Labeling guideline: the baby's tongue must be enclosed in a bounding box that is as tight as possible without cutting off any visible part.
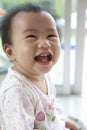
[35,55,49,63]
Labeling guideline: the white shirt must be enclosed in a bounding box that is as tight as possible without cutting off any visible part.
[0,67,66,130]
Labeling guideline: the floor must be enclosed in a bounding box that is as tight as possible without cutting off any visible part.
[57,95,87,126]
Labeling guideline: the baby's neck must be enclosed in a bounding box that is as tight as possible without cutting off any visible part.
[31,77,48,95]
[26,74,48,95]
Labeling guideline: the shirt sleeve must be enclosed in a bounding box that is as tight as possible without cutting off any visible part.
[0,86,35,130]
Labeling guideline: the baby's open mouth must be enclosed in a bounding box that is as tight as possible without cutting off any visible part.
[34,52,52,64]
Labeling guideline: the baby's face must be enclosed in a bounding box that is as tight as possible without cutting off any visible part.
[8,11,60,76]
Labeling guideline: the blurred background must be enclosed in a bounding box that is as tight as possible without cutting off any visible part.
[0,0,87,127]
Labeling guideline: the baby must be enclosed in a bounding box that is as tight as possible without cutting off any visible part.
[0,2,78,130]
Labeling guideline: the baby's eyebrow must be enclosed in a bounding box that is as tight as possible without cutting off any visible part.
[49,27,56,30]
[23,28,57,34]
[23,28,38,34]
[47,28,57,32]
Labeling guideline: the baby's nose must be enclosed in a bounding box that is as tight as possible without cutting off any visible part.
[37,40,51,48]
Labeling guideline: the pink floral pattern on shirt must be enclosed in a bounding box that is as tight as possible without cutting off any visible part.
[36,112,45,121]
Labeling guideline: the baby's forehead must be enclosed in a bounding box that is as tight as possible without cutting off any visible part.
[9,10,58,36]
[11,11,56,26]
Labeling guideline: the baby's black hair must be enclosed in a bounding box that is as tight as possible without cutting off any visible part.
[0,3,45,47]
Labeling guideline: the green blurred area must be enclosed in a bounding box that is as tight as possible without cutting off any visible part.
[0,0,65,18]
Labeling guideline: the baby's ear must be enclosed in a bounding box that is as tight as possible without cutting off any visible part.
[3,44,15,61]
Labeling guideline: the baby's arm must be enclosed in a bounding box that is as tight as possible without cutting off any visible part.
[65,120,78,130]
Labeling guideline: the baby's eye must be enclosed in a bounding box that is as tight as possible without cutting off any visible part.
[26,35,36,39]
[47,34,56,38]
